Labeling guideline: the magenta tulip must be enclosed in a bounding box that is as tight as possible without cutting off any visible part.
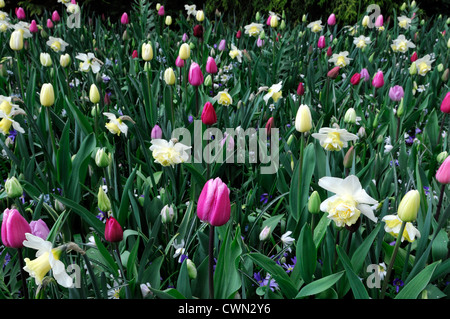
[1,208,31,249]
[16,7,25,20]
[47,19,54,29]
[158,6,165,16]
[104,217,123,242]
[372,71,384,88]
[327,13,336,26]
[29,20,38,33]
[30,219,50,240]
[266,15,272,26]
[440,92,450,114]
[120,12,129,25]
[297,82,305,96]
[197,178,231,226]
[201,102,217,125]
[206,57,218,74]
[188,62,204,86]
[350,73,361,85]
[52,10,61,22]
[317,35,326,49]
[175,56,185,68]
[436,156,450,184]
[151,124,163,139]
[411,51,418,62]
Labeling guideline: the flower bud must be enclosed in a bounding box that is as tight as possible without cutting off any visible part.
[98,186,111,212]
[397,190,420,222]
[5,176,23,198]
[397,98,405,117]
[60,53,71,67]
[164,67,176,85]
[186,259,197,279]
[344,108,356,124]
[327,66,340,79]
[440,92,450,114]
[205,56,218,74]
[141,43,153,61]
[160,204,175,223]
[9,30,24,51]
[442,69,449,82]
[95,148,112,168]
[188,62,203,86]
[436,156,450,184]
[297,82,305,96]
[437,151,448,164]
[30,219,50,240]
[308,191,321,214]
[204,74,212,87]
[350,73,361,85]
[357,127,366,138]
[343,145,355,168]
[89,84,100,104]
[409,62,417,75]
[105,217,123,242]
[151,124,163,139]
[40,53,52,67]
[197,177,231,226]
[179,43,190,60]
[196,10,205,22]
[1,208,31,248]
[295,104,312,133]
[259,226,271,241]
[201,102,217,125]
[165,15,172,26]
[40,83,55,107]
[372,71,384,88]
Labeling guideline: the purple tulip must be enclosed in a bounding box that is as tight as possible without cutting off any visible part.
[218,39,226,51]
[389,85,404,101]
[360,68,370,82]
[197,178,231,226]
[151,124,163,139]
[30,219,50,240]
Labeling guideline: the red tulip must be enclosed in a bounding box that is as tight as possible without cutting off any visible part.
[197,178,231,226]
[104,217,123,242]
[265,117,275,136]
[1,208,31,249]
[327,66,340,79]
[297,82,305,96]
[326,46,333,57]
[236,30,242,39]
[201,102,217,125]
[411,52,418,62]
[132,49,138,59]
[193,24,204,39]
[350,73,361,85]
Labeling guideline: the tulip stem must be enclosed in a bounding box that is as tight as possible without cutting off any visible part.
[437,113,447,146]
[17,248,29,299]
[380,220,406,299]
[208,224,215,299]
[436,183,446,222]
[46,107,57,166]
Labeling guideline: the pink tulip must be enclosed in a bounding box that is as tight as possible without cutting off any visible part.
[47,19,54,29]
[327,66,340,79]
[30,219,50,240]
[326,46,332,57]
[151,124,163,139]
[158,6,165,16]
[121,12,129,25]
[327,13,336,26]
[197,178,231,226]
[205,57,218,74]
[389,85,404,101]
[372,71,384,88]
[29,20,38,33]
[1,208,31,249]
[360,68,370,82]
[375,14,383,28]
[182,33,188,42]
[16,7,25,20]
[175,56,185,68]
[52,10,60,22]
[104,217,123,242]
[132,49,138,59]
[436,156,450,184]
[411,51,418,62]
[188,62,204,86]
[218,39,226,51]
[201,102,217,125]
[266,15,272,26]
[350,73,361,85]
[317,35,326,49]
[440,92,450,114]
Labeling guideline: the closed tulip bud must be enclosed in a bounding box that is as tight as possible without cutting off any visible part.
[295,104,312,133]
[144,61,151,72]
[95,148,111,168]
[409,62,417,75]
[343,145,355,168]
[30,219,50,240]
[297,82,305,96]
[9,30,23,51]
[326,46,333,57]
[204,74,212,87]
[344,108,356,124]
[0,64,6,78]
[46,19,54,29]
[40,83,55,107]
[317,35,326,49]
[350,73,361,85]
[287,134,295,146]
[368,52,375,63]
[186,259,197,279]
[5,176,23,199]
[40,53,52,67]
[327,66,340,79]
[362,15,369,27]
[132,49,138,59]
[190,42,196,50]
[357,126,366,138]
[308,191,321,214]
[158,6,164,16]
[156,3,161,10]
[30,20,38,33]
[236,30,242,39]
[188,62,203,86]
[389,85,404,101]
[327,13,336,26]
[105,217,123,242]
[151,124,163,139]
[442,69,449,82]
[196,10,205,22]
[280,20,286,29]
[205,56,218,74]
[270,16,279,28]
[160,204,175,223]
[164,67,176,85]
[0,0,4,8]
[397,98,405,117]
[179,43,191,60]
[447,38,450,49]
[400,2,406,10]
[97,186,111,212]
[440,92,450,114]
[259,226,271,241]
[197,177,231,226]
[375,14,383,28]
[1,208,31,248]
[437,152,448,164]
[302,14,307,22]
[165,15,172,25]
[265,117,275,137]
[175,56,185,68]
[218,39,226,51]
[52,10,60,22]
[120,12,129,25]
[16,7,25,20]
[60,53,71,67]
[201,101,217,125]
[438,63,444,73]
[397,190,420,222]
[411,0,416,8]
[255,11,260,20]
[372,71,384,88]
[193,24,204,39]
[410,52,418,62]
[89,84,100,103]
[141,43,153,61]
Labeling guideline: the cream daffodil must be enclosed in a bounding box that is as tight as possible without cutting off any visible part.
[0,96,26,135]
[12,21,32,38]
[312,127,358,151]
[103,112,134,137]
[414,54,434,76]
[22,233,74,288]
[46,36,69,52]
[76,52,102,74]
[244,22,264,37]
[263,82,283,104]
[397,15,412,29]
[229,44,242,62]
[353,35,371,49]
[213,90,233,106]
[391,34,415,53]
[0,11,9,21]
[382,215,421,242]
[150,138,191,167]
[329,51,352,67]
[307,20,323,33]
[0,20,10,32]
[318,175,379,227]
[184,4,197,17]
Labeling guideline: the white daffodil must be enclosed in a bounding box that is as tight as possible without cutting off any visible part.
[46,36,69,52]
[184,4,197,17]
[149,138,191,167]
[414,54,434,76]
[391,34,415,53]
[307,20,323,33]
[75,52,102,74]
[229,44,242,62]
[329,51,352,67]
[281,231,294,247]
[382,214,421,242]
[0,20,10,32]
[263,81,283,104]
[312,127,358,151]
[353,35,371,49]
[0,11,10,21]
[244,22,264,37]
[397,15,412,29]
[318,175,379,227]
[12,21,32,38]
[22,233,74,288]
[103,112,134,137]
[65,2,80,14]
[213,90,233,106]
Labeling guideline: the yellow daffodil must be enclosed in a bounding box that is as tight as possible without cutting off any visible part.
[149,138,191,167]
[46,36,69,52]
[104,112,134,137]
[307,20,323,33]
[229,44,242,62]
[382,215,421,242]
[263,82,283,104]
[213,90,233,106]
[329,51,352,67]
[353,35,371,49]
[415,54,434,76]
[312,127,358,151]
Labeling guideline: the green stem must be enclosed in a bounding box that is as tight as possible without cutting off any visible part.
[380,220,407,299]
[17,248,29,299]
[208,224,215,299]
[46,106,57,167]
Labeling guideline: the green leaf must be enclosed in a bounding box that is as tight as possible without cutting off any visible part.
[395,261,440,299]
[92,233,119,277]
[336,245,369,299]
[296,271,344,298]
[177,259,193,299]
[296,223,317,284]
[351,223,382,273]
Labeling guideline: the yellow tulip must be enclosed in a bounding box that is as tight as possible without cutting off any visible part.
[9,30,23,51]
[397,190,420,222]
[40,83,55,107]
